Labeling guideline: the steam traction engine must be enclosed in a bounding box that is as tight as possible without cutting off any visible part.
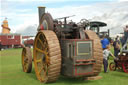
[21,7,103,83]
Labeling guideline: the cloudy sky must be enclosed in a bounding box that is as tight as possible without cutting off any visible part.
[0,0,128,36]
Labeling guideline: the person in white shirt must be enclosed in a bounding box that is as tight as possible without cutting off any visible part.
[103,45,115,73]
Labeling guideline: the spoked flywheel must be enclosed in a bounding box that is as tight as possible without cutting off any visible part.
[84,30,103,76]
[33,30,61,83]
[22,47,32,73]
[39,13,54,30]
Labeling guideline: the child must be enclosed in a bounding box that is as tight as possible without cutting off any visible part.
[103,45,115,73]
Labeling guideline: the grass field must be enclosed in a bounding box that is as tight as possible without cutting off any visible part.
[0,48,128,85]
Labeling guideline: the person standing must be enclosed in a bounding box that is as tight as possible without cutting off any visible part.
[101,36,110,50]
[123,25,128,45]
[120,36,125,47]
[113,37,120,58]
[103,45,115,73]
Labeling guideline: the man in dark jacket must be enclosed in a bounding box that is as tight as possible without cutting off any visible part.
[120,36,125,47]
[124,25,128,44]
[113,37,120,58]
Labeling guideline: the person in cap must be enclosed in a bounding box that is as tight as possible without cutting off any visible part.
[123,25,128,45]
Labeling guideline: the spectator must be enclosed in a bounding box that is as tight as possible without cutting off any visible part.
[113,37,120,58]
[123,25,128,46]
[103,45,115,73]
[101,35,110,50]
[120,36,125,47]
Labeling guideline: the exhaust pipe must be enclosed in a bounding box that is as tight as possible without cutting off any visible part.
[38,6,45,24]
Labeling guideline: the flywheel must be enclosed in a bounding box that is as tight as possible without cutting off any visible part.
[22,47,32,73]
[84,30,103,76]
[39,13,54,30]
[33,30,61,83]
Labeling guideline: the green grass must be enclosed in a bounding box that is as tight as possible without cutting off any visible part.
[0,48,128,85]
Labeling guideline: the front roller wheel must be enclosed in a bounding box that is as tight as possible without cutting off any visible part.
[22,47,32,73]
[33,30,61,83]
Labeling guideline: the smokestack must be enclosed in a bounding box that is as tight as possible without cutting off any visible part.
[38,6,45,24]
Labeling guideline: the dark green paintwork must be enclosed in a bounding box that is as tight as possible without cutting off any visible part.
[61,39,95,77]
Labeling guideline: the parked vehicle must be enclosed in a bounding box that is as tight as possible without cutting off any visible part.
[21,6,103,83]
[0,33,22,49]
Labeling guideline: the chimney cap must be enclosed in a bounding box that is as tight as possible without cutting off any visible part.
[38,6,46,8]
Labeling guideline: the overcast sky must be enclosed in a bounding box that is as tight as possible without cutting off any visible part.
[0,0,128,36]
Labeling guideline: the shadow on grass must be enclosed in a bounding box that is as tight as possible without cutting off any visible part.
[27,68,37,80]
[19,68,38,80]
[111,71,128,78]
[56,76,93,84]
[23,68,94,84]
